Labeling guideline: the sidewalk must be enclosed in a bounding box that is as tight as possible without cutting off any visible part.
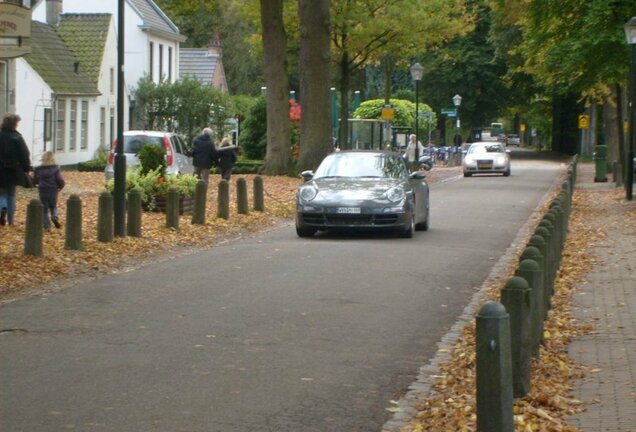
[567,164,636,431]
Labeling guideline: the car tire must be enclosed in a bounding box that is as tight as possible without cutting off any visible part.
[400,213,415,238]
[503,168,511,177]
[296,225,316,238]
[464,172,472,177]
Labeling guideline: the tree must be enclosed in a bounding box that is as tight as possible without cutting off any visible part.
[331,0,470,148]
[296,0,332,171]
[260,0,292,174]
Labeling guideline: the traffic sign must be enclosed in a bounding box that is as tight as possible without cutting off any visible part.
[418,111,431,118]
[441,108,456,115]
[381,107,395,120]
[578,114,589,129]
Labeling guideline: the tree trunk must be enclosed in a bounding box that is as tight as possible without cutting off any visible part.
[260,0,291,175]
[604,84,625,176]
[297,0,332,171]
[383,55,395,104]
[338,51,350,149]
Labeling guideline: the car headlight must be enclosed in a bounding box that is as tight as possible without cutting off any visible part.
[496,155,507,165]
[464,156,475,165]
[299,185,318,202]
[386,187,405,203]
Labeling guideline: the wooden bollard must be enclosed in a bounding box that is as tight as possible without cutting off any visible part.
[236,177,249,215]
[24,199,43,257]
[97,191,113,242]
[65,194,83,250]
[476,301,514,432]
[500,277,532,398]
[127,188,142,237]
[217,179,229,219]
[516,259,544,354]
[253,175,265,212]
[192,180,207,225]
[166,187,179,229]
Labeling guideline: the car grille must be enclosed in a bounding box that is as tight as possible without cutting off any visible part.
[301,213,399,226]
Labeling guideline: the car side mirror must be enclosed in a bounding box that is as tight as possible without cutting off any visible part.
[410,171,426,180]
[505,149,511,154]
[300,170,314,182]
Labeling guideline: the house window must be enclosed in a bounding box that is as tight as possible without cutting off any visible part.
[159,44,164,81]
[69,100,77,151]
[149,41,154,81]
[168,47,172,82]
[80,100,88,150]
[110,67,115,94]
[109,107,115,148]
[100,107,106,147]
[55,99,65,151]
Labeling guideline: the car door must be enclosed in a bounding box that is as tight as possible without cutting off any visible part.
[171,135,194,175]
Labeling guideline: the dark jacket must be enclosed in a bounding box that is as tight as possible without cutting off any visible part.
[0,128,32,188]
[34,165,65,191]
[218,146,237,170]
[191,134,218,169]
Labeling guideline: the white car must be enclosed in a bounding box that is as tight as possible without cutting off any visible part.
[463,142,511,177]
[105,131,194,179]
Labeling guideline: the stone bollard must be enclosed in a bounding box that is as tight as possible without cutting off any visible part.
[521,246,550,313]
[65,194,83,250]
[500,277,532,398]
[542,212,559,271]
[97,191,113,242]
[217,179,230,219]
[236,177,249,215]
[127,188,142,237]
[516,259,544,355]
[192,180,207,225]
[24,199,43,257]
[476,301,514,432]
[166,187,180,229]
[253,175,265,212]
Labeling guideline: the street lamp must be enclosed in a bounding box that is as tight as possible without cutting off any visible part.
[624,17,636,200]
[113,0,126,236]
[452,94,462,148]
[410,62,424,165]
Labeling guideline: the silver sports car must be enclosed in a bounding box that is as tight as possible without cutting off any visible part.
[295,150,430,238]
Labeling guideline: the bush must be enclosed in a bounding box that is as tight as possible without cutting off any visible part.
[239,96,267,160]
[78,146,108,172]
[138,144,166,176]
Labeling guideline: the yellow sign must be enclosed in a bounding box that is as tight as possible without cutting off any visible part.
[578,114,590,129]
[381,107,394,121]
[520,123,526,132]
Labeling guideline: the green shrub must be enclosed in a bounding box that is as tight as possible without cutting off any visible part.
[78,146,108,172]
[239,96,267,160]
[138,144,166,176]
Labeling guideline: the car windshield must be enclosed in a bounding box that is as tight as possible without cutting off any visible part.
[468,143,505,154]
[123,135,164,154]
[313,152,408,179]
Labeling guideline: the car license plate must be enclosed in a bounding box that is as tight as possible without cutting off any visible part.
[478,162,492,169]
[336,207,361,214]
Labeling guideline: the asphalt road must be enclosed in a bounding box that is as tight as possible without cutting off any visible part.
[0,154,564,431]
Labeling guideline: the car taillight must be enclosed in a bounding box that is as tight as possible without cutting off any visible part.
[164,136,173,166]
[108,140,117,164]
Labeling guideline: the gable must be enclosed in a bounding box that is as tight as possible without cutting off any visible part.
[24,21,100,96]
[129,0,185,42]
[179,48,220,87]
[58,14,111,85]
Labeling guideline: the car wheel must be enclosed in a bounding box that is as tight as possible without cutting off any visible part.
[296,225,316,238]
[503,168,511,177]
[464,172,472,177]
[400,213,415,238]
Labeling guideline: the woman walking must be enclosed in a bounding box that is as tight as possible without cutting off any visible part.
[0,113,32,226]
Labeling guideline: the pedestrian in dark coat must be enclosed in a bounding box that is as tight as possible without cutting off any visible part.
[0,113,32,226]
[218,137,237,181]
[33,151,65,229]
[190,128,217,185]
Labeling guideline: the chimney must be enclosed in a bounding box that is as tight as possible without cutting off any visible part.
[46,0,62,27]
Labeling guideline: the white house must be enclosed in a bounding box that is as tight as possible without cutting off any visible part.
[32,0,186,90]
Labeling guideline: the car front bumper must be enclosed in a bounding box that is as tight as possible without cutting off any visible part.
[296,206,412,231]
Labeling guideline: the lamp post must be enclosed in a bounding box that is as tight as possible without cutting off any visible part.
[410,62,424,165]
[113,0,126,236]
[452,94,462,146]
[625,17,636,200]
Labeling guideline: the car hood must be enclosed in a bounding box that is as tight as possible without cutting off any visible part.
[307,177,405,204]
